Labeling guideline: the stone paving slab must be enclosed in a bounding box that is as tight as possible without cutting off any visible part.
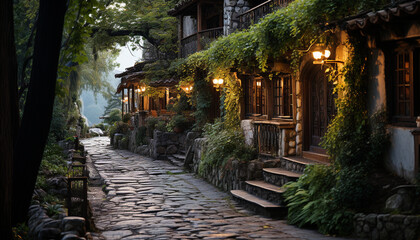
[83,137,353,240]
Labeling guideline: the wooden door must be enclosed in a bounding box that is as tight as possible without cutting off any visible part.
[307,67,336,152]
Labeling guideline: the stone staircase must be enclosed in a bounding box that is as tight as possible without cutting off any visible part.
[231,154,327,219]
[167,152,186,167]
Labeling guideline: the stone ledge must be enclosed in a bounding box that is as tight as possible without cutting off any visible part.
[354,213,420,240]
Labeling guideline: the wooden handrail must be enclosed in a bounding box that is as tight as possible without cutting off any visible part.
[181,27,224,41]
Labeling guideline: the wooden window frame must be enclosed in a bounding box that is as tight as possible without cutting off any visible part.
[273,75,293,118]
[387,45,420,127]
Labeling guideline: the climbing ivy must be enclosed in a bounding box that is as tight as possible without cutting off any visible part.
[175,0,389,129]
[173,0,392,235]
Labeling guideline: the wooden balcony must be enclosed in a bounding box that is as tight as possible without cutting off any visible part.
[239,0,293,30]
[180,27,224,58]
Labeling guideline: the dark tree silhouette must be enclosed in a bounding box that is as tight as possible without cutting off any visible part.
[1,0,68,228]
[0,0,19,237]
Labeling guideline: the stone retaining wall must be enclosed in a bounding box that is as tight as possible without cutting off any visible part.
[191,138,282,191]
[28,204,88,240]
[354,213,420,240]
[149,130,186,159]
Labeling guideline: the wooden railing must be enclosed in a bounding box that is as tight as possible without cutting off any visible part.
[180,27,224,58]
[239,0,293,30]
[67,155,88,219]
[254,122,281,156]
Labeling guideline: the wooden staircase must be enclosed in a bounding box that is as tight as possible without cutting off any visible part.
[231,154,328,219]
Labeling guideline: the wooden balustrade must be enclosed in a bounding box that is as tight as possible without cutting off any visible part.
[254,122,281,156]
[180,27,224,58]
[239,0,293,30]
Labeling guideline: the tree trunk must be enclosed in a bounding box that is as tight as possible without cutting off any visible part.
[12,0,68,224]
[0,0,19,236]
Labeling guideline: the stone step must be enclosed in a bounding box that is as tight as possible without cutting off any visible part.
[263,168,302,187]
[172,154,186,161]
[302,151,330,163]
[245,180,285,205]
[167,156,184,167]
[231,190,287,219]
[279,156,326,174]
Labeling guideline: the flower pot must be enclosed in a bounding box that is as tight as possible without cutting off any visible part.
[173,127,184,133]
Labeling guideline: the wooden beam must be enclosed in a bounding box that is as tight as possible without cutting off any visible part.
[131,85,135,112]
[266,77,274,120]
[122,89,125,116]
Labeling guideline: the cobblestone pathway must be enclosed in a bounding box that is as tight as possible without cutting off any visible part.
[83,137,349,240]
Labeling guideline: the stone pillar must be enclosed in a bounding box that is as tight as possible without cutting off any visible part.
[224,0,250,35]
[295,72,303,155]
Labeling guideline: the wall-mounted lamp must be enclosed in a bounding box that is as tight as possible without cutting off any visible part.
[256,80,262,87]
[212,78,224,90]
[181,85,193,94]
[312,48,343,65]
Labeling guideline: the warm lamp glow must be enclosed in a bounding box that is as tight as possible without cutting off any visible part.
[256,81,261,87]
[123,97,128,102]
[324,50,331,58]
[141,87,146,92]
[312,51,323,60]
[213,78,224,88]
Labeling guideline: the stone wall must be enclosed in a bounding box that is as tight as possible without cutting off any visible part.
[191,138,283,191]
[354,213,420,240]
[224,0,250,35]
[28,204,89,240]
[149,130,186,160]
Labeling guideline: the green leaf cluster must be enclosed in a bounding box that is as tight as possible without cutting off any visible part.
[284,165,354,235]
[199,120,257,176]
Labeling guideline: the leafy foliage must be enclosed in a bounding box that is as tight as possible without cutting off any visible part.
[104,108,122,125]
[199,121,257,176]
[136,126,147,146]
[284,165,354,235]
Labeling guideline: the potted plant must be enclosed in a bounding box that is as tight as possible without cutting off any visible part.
[168,114,189,133]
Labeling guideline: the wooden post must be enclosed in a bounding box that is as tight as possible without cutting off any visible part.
[131,86,135,112]
[266,77,274,120]
[197,0,202,51]
[127,86,131,113]
[121,89,125,116]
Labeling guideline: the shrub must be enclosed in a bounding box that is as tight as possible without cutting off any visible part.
[166,114,191,132]
[120,137,129,149]
[199,120,257,175]
[136,126,148,146]
[284,165,354,235]
[122,113,131,123]
[109,121,129,143]
[105,108,122,125]
[145,116,167,136]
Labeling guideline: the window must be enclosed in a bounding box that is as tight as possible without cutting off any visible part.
[388,47,420,125]
[273,75,293,117]
[244,75,293,118]
[245,77,266,116]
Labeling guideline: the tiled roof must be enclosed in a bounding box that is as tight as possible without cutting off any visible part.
[149,78,179,87]
[168,0,197,15]
[115,60,154,78]
[344,0,420,31]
